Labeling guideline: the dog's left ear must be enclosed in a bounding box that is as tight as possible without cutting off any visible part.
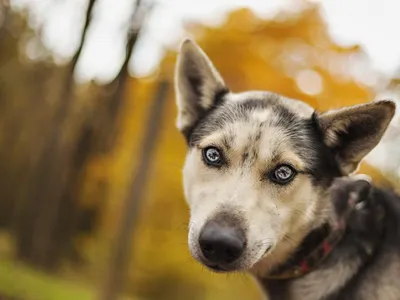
[175,39,228,139]
[316,100,396,174]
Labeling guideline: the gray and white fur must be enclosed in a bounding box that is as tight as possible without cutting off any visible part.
[174,39,400,300]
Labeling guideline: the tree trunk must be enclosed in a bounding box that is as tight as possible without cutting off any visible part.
[51,0,153,268]
[98,80,169,300]
[103,0,152,148]
[24,0,98,269]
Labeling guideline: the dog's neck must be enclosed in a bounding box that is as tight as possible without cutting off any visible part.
[265,222,342,279]
[255,188,386,300]
[250,190,341,281]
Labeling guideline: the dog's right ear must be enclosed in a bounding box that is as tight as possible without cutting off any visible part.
[315,100,396,175]
[175,39,228,140]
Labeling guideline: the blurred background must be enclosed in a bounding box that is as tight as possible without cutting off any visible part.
[0,0,400,299]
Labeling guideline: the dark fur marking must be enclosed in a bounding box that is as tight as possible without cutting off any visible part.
[302,113,343,186]
[187,73,203,98]
[242,152,249,164]
[190,96,278,146]
[255,130,262,142]
[240,97,276,111]
[273,105,299,127]
[222,135,232,151]
[251,148,258,163]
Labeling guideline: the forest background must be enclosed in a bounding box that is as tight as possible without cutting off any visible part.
[1,0,400,299]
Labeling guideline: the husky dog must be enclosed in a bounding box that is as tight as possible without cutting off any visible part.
[174,39,400,300]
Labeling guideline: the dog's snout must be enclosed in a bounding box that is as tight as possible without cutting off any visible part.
[199,220,245,265]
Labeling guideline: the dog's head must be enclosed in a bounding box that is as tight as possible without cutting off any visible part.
[174,39,395,274]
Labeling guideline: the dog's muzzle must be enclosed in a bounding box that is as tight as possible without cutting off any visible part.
[198,218,246,271]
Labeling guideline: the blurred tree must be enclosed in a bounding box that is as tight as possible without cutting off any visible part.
[0,8,60,249]
[0,1,398,300]
[99,79,169,300]
[24,0,99,269]
[0,0,10,43]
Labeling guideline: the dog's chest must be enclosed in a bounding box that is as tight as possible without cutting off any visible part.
[264,260,400,300]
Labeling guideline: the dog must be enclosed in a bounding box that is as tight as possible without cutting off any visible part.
[174,39,400,300]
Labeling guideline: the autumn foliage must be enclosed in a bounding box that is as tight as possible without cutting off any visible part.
[0,3,398,300]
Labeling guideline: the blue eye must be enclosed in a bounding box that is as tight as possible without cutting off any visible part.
[270,164,297,184]
[202,147,223,166]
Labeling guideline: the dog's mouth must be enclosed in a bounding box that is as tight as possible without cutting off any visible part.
[262,245,273,257]
[204,263,230,272]
[197,254,242,272]
[200,245,274,273]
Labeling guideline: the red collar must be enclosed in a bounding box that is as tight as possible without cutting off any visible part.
[265,179,379,280]
[265,224,344,280]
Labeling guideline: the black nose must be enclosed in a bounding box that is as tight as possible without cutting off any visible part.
[199,220,245,265]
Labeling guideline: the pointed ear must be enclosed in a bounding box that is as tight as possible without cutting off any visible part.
[315,100,396,174]
[174,39,229,139]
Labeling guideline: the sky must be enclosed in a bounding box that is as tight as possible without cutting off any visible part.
[10,0,400,84]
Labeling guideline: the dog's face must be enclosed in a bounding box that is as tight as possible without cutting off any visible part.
[174,39,395,275]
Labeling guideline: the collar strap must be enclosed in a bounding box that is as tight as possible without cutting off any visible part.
[266,224,344,279]
[265,189,372,280]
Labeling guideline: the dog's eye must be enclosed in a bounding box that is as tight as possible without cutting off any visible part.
[270,164,297,184]
[202,147,223,166]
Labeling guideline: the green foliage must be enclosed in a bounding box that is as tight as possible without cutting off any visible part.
[0,259,136,300]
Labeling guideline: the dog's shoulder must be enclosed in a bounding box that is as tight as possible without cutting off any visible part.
[339,186,400,300]
[354,248,400,300]
[373,187,400,246]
